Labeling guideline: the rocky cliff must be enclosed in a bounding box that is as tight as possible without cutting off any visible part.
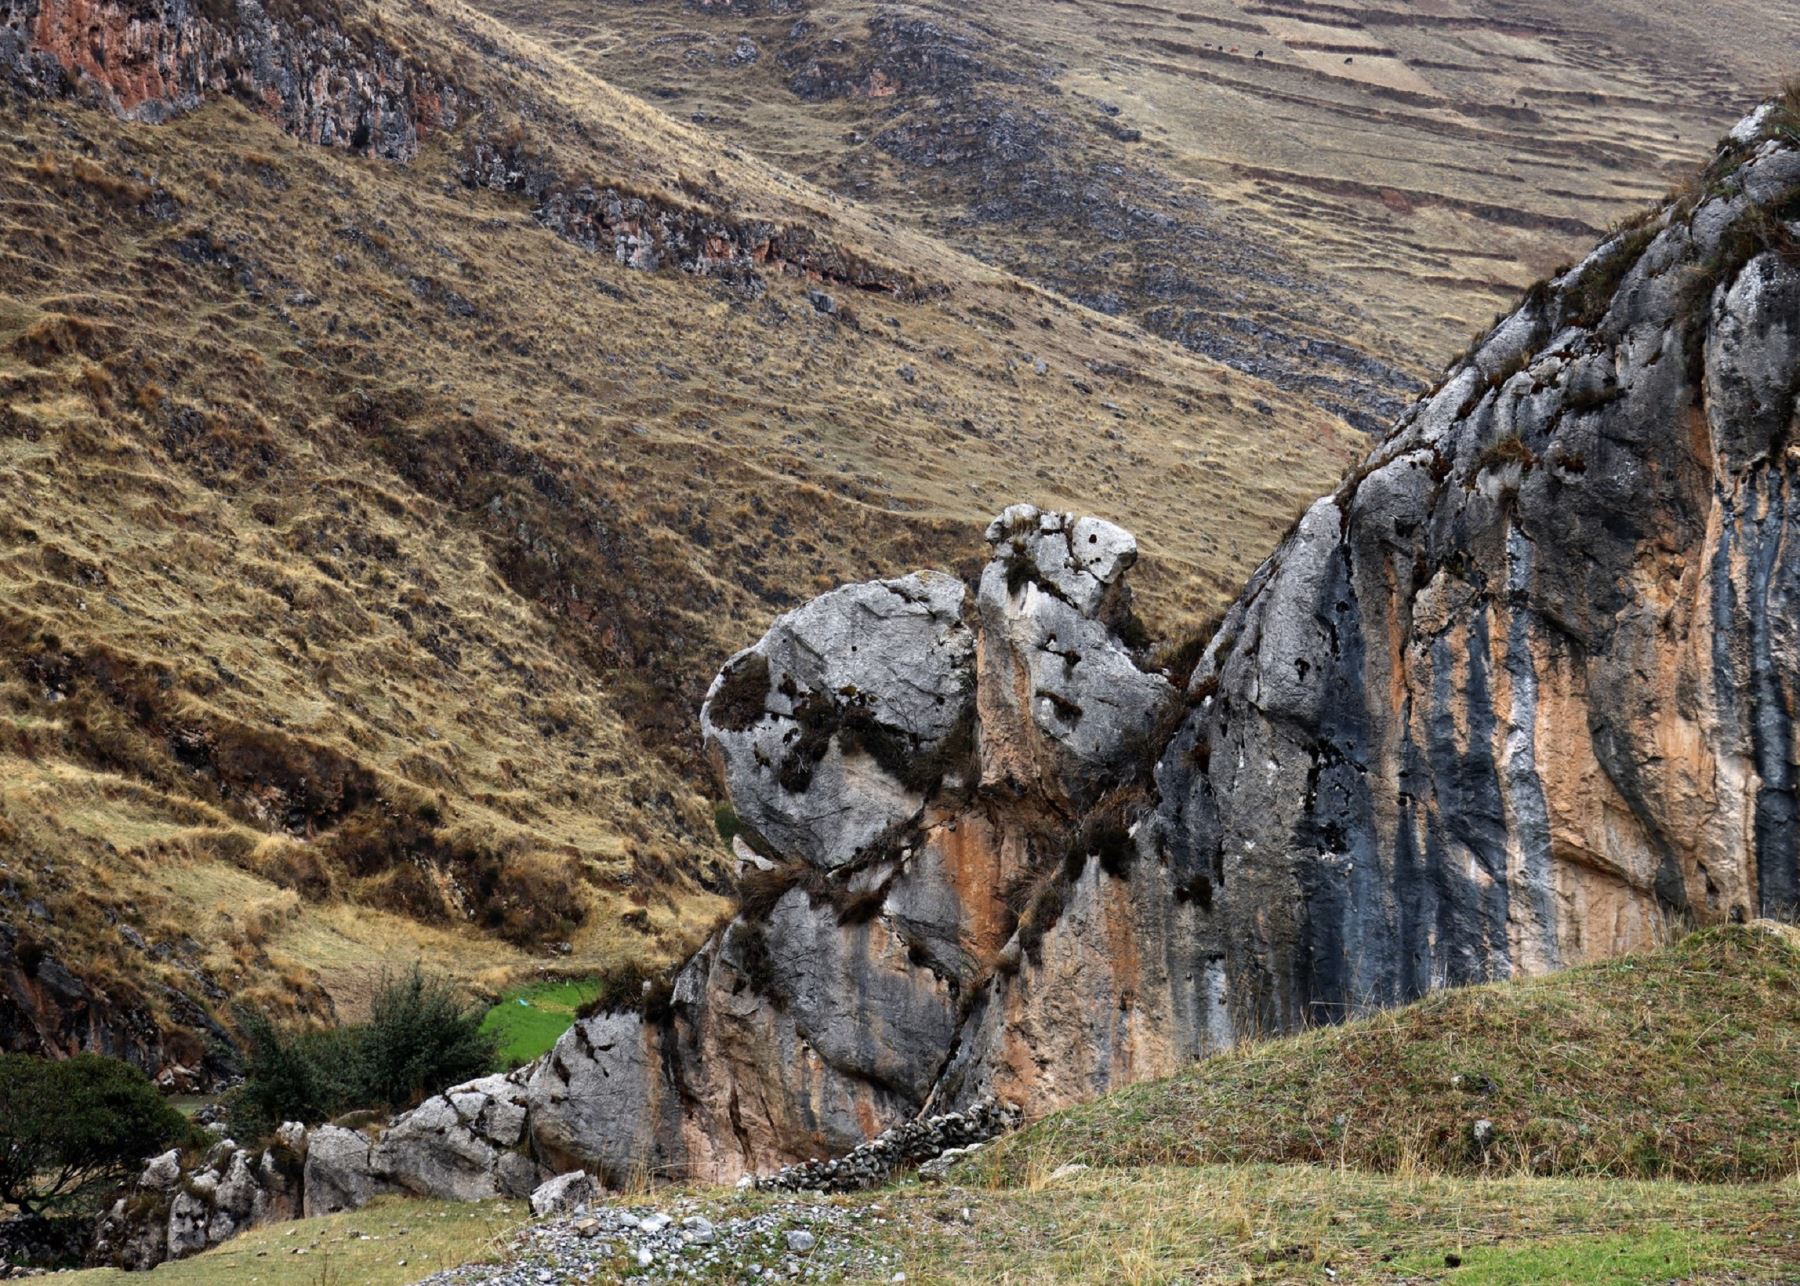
[321,100,1800,1191]
[1157,101,1800,1033]
[84,84,1800,1273]
[0,0,463,159]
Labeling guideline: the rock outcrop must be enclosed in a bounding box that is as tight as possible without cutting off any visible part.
[501,510,1173,1184]
[0,925,239,1091]
[458,103,1800,1183]
[0,0,462,161]
[91,1131,304,1271]
[90,1080,547,1270]
[87,99,1800,1265]
[1150,107,1800,1034]
[0,0,927,303]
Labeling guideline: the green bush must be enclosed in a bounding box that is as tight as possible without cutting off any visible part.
[229,1012,366,1136]
[231,968,496,1136]
[0,1053,192,1215]
[360,970,497,1111]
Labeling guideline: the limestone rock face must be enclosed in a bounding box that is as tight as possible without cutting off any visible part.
[89,104,1800,1264]
[302,1126,392,1218]
[369,1074,540,1202]
[91,1136,306,1269]
[701,571,975,869]
[351,504,1174,1189]
[1148,111,1800,1037]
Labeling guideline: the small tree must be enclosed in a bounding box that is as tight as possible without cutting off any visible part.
[0,1054,191,1215]
[360,968,495,1112]
[229,1010,367,1138]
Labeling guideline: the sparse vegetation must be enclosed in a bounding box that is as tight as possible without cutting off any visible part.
[979,925,1800,1185]
[1476,434,1537,475]
[1564,221,1660,328]
[230,969,496,1134]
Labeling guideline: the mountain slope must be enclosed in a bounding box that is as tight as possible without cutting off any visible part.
[0,0,1359,1076]
[217,94,1800,1201]
[458,0,1800,431]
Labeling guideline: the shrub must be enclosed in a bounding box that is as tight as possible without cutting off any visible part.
[1476,434,1536,474]
[713,801,741,844]
[574,958,670,1019]
[229,1012,365,1136]
[359,969,497,1113]
[0,1054,192,1215]
[230,969,496,1135]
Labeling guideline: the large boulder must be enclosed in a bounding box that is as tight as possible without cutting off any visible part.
[302,1125,393,1218]
[701,571,975,869]
[370,1074,539,1202]
[501,506,1174,1182]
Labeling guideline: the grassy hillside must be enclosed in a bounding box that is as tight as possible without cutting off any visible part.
[980,923,1800,1184]
[59,928,1800,1283]
[0,0,1359,1052]
[461,0,1800,429]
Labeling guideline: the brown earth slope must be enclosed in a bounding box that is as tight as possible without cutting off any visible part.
[462,0,1800,430]
[0,0,1359,1078]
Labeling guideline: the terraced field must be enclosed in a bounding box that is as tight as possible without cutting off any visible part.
[469,0,1799,428]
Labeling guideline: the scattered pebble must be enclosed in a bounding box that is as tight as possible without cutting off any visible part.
[415,1200,903,1284]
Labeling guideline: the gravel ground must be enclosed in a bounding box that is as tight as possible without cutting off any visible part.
[415,1195,924,1284]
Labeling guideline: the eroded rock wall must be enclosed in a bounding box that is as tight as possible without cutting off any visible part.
[0,0,462,160]
[1150,106,1800,1038]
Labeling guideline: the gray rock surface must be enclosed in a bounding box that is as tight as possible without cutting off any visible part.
[976,506,1175,807]
[529,1171,597,1219]
[138,1150,180,1190]
[701,571,975,869]
[497,102,1800,1186]
[302,1126,392,1218]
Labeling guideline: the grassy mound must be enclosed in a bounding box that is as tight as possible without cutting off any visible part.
[983,924,1800,1184]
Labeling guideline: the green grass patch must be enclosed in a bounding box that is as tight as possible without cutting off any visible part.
[1394,1227,1738,1285]
[979,924,1800,1185]
[479,977,600,1067]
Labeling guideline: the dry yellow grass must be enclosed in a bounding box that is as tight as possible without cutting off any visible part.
[0,0,1357,1039]
[477,0,1800,390]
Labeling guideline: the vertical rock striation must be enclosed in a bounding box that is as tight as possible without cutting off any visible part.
[1152,104,1800,1038]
